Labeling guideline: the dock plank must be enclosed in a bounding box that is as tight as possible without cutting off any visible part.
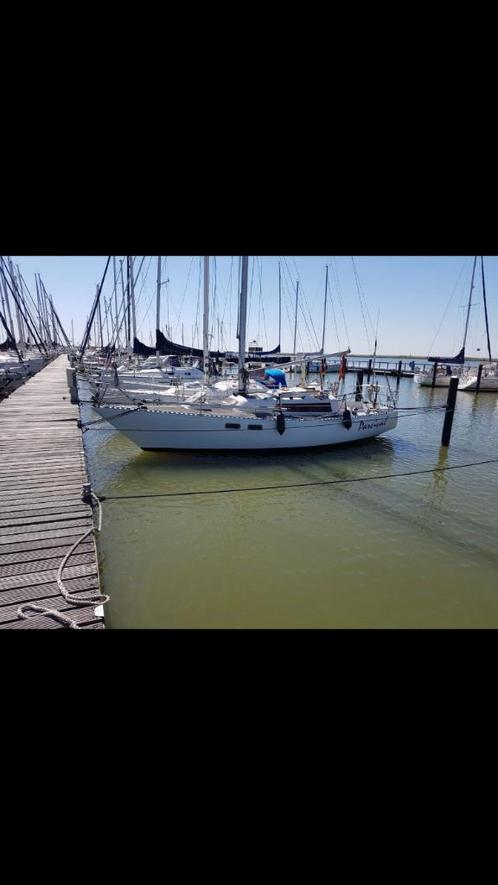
[0,355,105,629]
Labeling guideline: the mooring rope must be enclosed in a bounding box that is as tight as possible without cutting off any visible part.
[16,490,109,630]
[97,457,498,503]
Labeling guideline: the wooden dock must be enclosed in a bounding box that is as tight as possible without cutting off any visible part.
[0,354,105,629]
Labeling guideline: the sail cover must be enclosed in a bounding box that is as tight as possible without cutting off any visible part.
[427,347,465,364]
[133,337,156,357]
[134,330,282,361]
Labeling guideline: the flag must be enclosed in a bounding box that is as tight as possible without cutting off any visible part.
[338,354,347,380]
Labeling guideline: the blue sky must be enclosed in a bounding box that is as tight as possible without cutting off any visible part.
[7,255,498,358]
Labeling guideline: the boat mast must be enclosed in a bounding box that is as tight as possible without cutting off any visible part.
[113,256,120,352]
[293,279,299,356]
[9,259,24,353]
[462,256,477,353]
[278,261,282,351]
[2,273,14,341]
[203,256,210,385]
[480,256,492,361]
[126,257,132,356]
[16,265,29,348]
[238,256,249,394]
[156,255,162,365]
[321,265,329,354]
[104,296,110,346]
[50,293,58,346]
[96,284,103,349]
[130,256,137,348]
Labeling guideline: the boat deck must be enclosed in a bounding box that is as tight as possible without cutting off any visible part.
[0,354,104,629]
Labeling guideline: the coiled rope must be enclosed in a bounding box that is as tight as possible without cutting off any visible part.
[16,491,109,630]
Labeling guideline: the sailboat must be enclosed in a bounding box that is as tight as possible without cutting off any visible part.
[94,257,398,451]
[458,257,497,390]
[413,258,479,388]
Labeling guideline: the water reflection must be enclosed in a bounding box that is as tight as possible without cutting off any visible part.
[80,373,498,627]
[423,447,449,510]
[89,421,398,500]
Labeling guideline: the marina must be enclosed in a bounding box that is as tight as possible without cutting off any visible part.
[1,254,498,629]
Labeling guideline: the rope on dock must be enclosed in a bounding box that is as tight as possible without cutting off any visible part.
[16,490,109,630]
[16,603,83,629]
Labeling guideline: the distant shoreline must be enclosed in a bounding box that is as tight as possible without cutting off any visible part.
[350,353,492,362]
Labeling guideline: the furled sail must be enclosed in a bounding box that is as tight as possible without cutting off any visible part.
[154,330,282,362]
[133,337,156,357]
[427,347,465,364]
[155,330,226,359]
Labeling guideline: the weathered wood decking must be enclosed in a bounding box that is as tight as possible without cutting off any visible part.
[0,354,104,629]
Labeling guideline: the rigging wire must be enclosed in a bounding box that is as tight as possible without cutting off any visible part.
[217,256,234,348]
[291,256,321,351]
[427,257,470,357]
[173,255,195,340]
[280,257,318,352]
[330,257,351,348]
[351,256,373,352]
[97,456,498,503]
[193,257,202,349]
[259,259,268,349]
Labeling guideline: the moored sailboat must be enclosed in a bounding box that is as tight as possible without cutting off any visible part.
[414,257,477,387]
[95,256,398,451]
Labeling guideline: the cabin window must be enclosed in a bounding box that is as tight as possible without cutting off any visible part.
[225,423,241,429]
[248,424,263,430]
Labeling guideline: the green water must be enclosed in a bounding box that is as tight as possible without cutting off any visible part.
[81,377,498,628]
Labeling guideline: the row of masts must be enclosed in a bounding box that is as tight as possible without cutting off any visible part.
[0,257,70,358]
[81,256,335,364]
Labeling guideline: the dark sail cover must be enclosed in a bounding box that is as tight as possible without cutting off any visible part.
[427,347,465,365]
[155,330,226,359]
[133,337,156,357]
[134,330,282,361]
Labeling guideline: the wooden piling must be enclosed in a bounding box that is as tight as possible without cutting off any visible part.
[475,363,483,393]
[441,376,459,447]
[431,361,438,389]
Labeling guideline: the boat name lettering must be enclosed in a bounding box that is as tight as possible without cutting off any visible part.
[358,418,387,431]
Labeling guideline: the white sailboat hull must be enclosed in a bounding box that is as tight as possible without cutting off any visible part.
[95,404,398,451]
[413,373,453,387]
[458,374,498,391]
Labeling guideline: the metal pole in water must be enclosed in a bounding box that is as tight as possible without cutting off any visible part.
[475,363,483,393]
[397,360,402,382]
[441,376,459,447]
[367,358,372,382]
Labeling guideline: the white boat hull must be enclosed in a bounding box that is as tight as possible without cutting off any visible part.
[413,373,453,387]
[95,403,398,451]
[458,374,498,391]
